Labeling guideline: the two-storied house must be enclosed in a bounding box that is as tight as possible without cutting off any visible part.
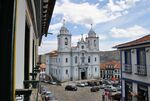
[114,35,150,101]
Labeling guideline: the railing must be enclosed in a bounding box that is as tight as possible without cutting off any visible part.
[135,64,147,76]
[15,65,41,101]
[16,89,32,100]
[123,64,132,74]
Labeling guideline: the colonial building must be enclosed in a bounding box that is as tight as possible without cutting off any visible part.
[100,61,121,80]
[0,0,55,101]
[49,23,100,82]
[114,35,150,101]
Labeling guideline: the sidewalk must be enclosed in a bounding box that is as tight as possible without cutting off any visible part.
[30,89,42,101]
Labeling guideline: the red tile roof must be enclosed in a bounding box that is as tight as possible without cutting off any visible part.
[100,61,121,70]
[50,50,58,57]
[114,34,150,48]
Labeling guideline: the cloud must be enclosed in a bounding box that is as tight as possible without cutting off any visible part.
[99,34,108,41]
[48,22,62,34]
[38,41,57,55]
[52,0,140,27]
[110,25,150,38]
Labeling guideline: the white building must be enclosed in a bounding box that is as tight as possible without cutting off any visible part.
[0,0,55,100]
[100,61,121,80]
[49,23,100,82]
[114,35,150,101]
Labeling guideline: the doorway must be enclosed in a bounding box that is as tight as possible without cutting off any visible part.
[81,72,86,80]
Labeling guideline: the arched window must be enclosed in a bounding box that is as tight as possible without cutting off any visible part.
[88,56,90,63]
[95,57,97,61]
[66,58,68,63]
[94,40,96,47]
[81,53,85,63]
[66,69,68,74]
[65,37,68,45]
[82,53,84,56]
[81,45,84,49]
[95,67,97,72]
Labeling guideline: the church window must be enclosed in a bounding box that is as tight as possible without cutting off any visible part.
[65,37,68,45]
[81,45,84,49]
[82,53,84,56]
[88,56,90,63]
[95,57,97,61]
[66,58,68,63]
[75,56,77,63]
[66,69,68,74]
[95,68,97,72]
[94,40,96,47]
[81,53,85,63]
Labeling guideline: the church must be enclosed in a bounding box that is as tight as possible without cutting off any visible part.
[49,22,100,82]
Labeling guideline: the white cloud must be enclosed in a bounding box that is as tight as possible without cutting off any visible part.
[99,34,107,41]
[52,0,140,28]
[38,41,57,55]
[48,22,62,34]
[110,25,150,38]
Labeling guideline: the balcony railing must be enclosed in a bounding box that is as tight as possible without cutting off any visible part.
[135,64,147,76]
[123,64,132,74]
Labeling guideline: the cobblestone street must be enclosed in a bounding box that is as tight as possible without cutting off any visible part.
[42,82,103,101]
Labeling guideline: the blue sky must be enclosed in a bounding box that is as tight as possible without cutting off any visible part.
[39,0,150,55]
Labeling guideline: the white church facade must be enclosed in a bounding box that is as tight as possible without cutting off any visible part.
[49,23,100,82]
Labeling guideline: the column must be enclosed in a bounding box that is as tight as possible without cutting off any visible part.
[132,82,138,101]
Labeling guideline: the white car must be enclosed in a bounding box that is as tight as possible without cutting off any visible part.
[105,85,117,92]
[76,82,85,87]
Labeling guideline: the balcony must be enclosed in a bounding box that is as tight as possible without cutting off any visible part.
[135,64,147,76]
[123,64,132,74]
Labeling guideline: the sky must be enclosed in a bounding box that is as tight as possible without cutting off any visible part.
[38,0,150,55]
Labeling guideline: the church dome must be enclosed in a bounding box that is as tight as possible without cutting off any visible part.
[88,24,96,37]
[59,20,69,34]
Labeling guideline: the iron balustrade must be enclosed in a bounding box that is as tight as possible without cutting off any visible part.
[135,64,147,76]
[124,64,132,73]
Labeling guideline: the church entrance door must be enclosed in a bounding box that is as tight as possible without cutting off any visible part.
[81,71,86,80]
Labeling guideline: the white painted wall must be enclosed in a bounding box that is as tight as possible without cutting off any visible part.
[15,0,26,89]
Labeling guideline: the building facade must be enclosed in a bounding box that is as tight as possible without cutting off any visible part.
[100,61,121,80]
[114,35,150,101]
[0,0,55,101]
[49,24,100,82]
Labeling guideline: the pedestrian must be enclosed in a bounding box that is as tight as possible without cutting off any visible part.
[105,90,109,101]
[102,90,105,101]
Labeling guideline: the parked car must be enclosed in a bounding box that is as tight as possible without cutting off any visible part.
[76,82,85,87]
[116,85,121,91]
[99,84,106,89]
[90,86,99,92]
[102,80,111,85]
[45,91,55,101]
[104,85,117,92]
[49,81,57,85]
[65,85,77,91]
[87,81,95,86]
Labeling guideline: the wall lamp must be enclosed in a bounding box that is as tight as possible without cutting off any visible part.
[131,49,134,53]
